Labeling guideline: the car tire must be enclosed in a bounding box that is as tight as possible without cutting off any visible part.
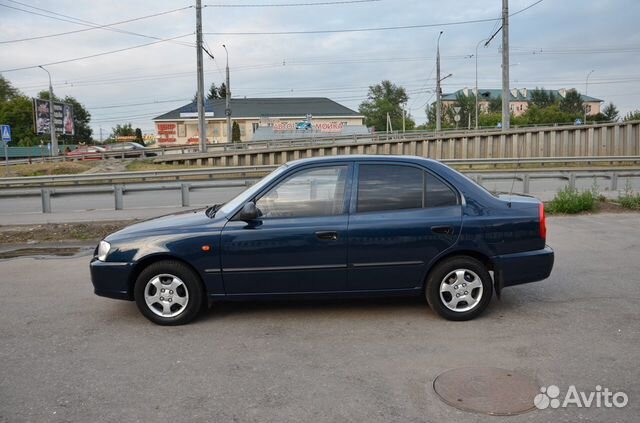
[134,260,205,326]
[425,256,493,321]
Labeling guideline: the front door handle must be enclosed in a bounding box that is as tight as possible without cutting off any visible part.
[315,231,338,241]
[431,225,454,235]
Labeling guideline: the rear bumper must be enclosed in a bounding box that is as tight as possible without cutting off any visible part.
[492,246,554,289]
[90,259,134,300]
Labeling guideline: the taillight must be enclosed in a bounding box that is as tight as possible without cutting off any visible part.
[539,203,547,241]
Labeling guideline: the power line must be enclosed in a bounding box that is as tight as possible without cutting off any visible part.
[204,17,501,35]
[204,0,379,6]
[0,33,194,72]
[0,3,194,46]
[510,0,544,17]
[88,98,192,110]
[203,0,544,35]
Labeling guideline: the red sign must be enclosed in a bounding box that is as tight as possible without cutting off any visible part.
[157,123,177,143]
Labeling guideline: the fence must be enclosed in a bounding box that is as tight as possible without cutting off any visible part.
[152,121,640,167]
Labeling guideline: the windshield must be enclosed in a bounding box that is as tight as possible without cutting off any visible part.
[217,165,289,217]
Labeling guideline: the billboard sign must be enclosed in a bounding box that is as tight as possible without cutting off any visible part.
[156,123,177,143]
[33,98,74,135]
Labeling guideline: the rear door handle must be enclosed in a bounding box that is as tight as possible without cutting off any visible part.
[431,226,454,235]
[315,231,338,241]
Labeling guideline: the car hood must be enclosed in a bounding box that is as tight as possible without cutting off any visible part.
[105,208,223,241]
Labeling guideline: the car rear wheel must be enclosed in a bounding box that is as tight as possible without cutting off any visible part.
[134,260,205,325]
[426,256,493,321]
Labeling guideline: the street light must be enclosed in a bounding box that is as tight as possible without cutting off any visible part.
[436,31,444,131]
[474,38,489,130]
[585,69,595,123]
[222,44,231,143]
[38,65,58,156]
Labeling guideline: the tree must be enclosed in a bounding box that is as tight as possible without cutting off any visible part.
[207,83,220,100]
[110,123,135,141]
[623,110,640,122]
[559,89,584,115]
[488,96,502,113]
[450,92,477,128]
[63,95,92,143]
[218,82,227,99]
[231,121,241,142]
[358,80,414,131]
[602,103,620,122]
[518,104,578,126]
[530,88,556,108]
[0,74,18,103]
[135,127,143,144]
[0,95,41,146]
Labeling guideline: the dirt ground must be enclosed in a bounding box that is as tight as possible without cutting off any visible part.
[0,221,132,245]
[4,161,94,177]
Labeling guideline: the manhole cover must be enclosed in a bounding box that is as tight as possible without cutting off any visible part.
[433,367,539,416]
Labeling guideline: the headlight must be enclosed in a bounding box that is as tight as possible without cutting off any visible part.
[97,240,111,261]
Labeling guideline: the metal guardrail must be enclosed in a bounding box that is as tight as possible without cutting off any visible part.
[1,144,201,166]
[1,156,640,188]
[0,165,277,188]
[1,164,639,214]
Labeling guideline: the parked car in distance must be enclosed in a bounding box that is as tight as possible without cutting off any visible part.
[90,155,554,325]
[295,121,312,130]
[103,142,156,157]
[66,145,106,159]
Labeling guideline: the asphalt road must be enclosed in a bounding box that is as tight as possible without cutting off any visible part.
[1,213,639,423]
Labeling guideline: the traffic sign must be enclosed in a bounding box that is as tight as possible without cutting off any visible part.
[454,115,461,122]
[1,125,11,143]
[453,107,462,114]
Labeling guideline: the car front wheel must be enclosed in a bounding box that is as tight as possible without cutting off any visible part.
[426,256,493,321]
[134,260,205,325]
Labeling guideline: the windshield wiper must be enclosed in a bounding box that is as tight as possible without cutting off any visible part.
[205,203,224,218]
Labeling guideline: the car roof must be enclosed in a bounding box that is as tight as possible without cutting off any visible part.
[285,155,438,167]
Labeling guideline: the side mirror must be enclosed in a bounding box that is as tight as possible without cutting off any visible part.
[238,201,260,221]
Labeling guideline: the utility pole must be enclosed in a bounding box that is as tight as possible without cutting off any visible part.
[99,127,103,143]
[435,31,443,132]
[39,66,58,156]
[585,69,594,123]
[402,105,406,133]
[223,44,232,143]
[501,0,510,131]
[195,0,207,152]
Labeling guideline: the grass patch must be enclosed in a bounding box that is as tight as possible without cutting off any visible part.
[618,194,640,209]
[5,162,94,177]
[618,182,640,210]
[546,187,599,214]
[125,159,208,172]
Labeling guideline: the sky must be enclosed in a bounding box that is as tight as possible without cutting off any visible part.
[1,0,640,139]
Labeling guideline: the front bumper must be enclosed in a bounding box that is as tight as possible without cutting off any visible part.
[90,258,135,300]
[492,246,554,291]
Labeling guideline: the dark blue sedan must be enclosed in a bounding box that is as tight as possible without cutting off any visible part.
[91,156,554,325]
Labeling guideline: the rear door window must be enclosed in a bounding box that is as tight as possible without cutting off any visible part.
[356,164,458,213]
[357,164,424,213]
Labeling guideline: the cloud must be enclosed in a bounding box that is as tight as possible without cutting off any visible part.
[0,0,638,134]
